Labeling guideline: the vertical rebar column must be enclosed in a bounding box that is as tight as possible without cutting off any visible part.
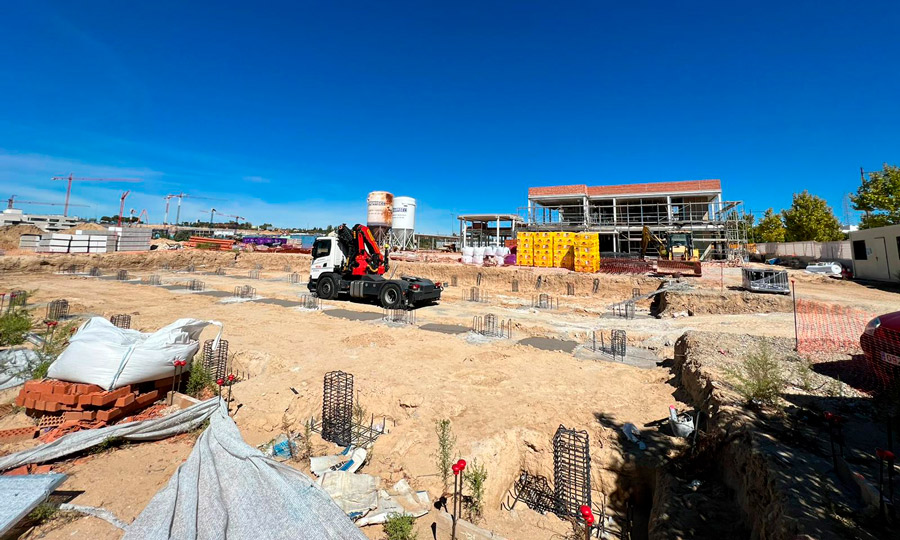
[553,425,591,518]
[322,371,354,447]
[110,314,132,329]
[203,339,229,381]
[611,329,626,361]
[46,299,69,321]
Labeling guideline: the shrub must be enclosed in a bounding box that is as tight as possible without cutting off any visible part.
[0,309,32,346]
[186,363,214,397]
[434,419,456,493]
[464,459,488,522]
[793,358,816,393]
[724,343,786,405]
[383,513,417,540]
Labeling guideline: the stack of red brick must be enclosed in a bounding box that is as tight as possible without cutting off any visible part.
[14,378,169,424]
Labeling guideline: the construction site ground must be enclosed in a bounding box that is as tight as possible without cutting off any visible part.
[1,251,898,539]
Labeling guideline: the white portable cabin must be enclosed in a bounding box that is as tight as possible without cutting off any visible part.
[849,224,900,283]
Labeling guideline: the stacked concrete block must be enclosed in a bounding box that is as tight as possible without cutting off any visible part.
[109,227,152,251]
[48,233,73,253]
[18,234,41,251]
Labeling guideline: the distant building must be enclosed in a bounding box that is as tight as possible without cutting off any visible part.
[849,224,900,282]
[0,209,81,232]
[525,179,746,256]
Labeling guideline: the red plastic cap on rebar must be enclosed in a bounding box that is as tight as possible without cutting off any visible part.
[227,374,235,382]
[457,459,466,471]
[877,448,895,461]
[452,464,460,475]
[216,379,224,386]
[580,504,592,516]
[585,515,595,525]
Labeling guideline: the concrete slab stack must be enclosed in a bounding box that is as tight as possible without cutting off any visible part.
[109,227,152,252]
[17,234,41,251]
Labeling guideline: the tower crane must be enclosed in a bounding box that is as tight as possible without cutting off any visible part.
[7,195,89,211]
[50,173,141,216]
[207,208,244,227]
[117,191,131,227]
[164,193,225,225]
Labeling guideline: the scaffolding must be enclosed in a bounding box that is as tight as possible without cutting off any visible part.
[520,198,749,260]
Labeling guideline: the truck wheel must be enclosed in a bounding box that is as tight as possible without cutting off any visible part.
[316,274,338,300]
[379,283,403,309]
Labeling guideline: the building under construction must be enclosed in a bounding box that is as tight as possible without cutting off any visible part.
[523,179,748,259]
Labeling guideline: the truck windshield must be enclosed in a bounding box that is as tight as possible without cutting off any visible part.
[312,239,331,259]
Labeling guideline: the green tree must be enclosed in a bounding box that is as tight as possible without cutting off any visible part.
[781,191,843,242]
[851,163,900,229]
[754,208,786,243]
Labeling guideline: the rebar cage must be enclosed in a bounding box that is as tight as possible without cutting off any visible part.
[383,308,416,325]
[289,273,300,284]
[476,272,483,286]
[187,279,205,291]
[472,313,512,339]
[89,266,102,277]
[116,270,128,281]
[110,314,132,329]
[592,278,600,294]
[532,293,559,310]
[463,287,489,303]
[143,274,161,285]
[8,290,27,310]
[249,270,260,279]
[511,279,519,293]
[299,294,321,310]
[63,264,85,274]
[511,471,556,514]
[234,285,256,298]
[283,265,292,272]
[610,301,635,319]
[451,275,458,287]
[215,268,226,275]
[587,330,627,361]
[202,339,229,381]
[46,299,69,321]
[566,283,575,296]
[632,287,641,298]
[186,264,195,273]
[322,371,354,447]
[553,425,591,518]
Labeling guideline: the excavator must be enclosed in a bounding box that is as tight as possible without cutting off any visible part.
[640,226,703,276]
[308,224,443,308]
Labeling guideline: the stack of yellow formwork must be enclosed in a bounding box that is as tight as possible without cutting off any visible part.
[516,232,534,267]
[533,231,554,268]
[553,231,575,270]
[574,232,600,273]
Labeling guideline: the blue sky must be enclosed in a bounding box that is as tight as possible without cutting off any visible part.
[2,1,898,232]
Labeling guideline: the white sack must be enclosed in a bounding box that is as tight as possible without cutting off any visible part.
[47,317,223,391]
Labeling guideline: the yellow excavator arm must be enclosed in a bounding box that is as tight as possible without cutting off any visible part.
[640,226,668,259]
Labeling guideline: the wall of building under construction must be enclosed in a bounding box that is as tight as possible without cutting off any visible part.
[522,196,747,259]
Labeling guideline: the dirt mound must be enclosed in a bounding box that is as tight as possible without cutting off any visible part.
[0,224,44,250]
[58,222,107,233]
[654,289,792,317]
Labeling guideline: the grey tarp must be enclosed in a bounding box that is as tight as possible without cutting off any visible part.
[0,397,218,472]
[123,400,367,540]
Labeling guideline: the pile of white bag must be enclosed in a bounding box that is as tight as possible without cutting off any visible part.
[460,246,510,266]
[47,317,223,391]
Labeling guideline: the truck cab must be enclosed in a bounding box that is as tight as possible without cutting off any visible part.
[307,230,442,309]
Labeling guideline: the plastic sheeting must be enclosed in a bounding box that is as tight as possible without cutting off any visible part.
[124,400,367,540]
[0,349,37,391]
[47,317,223,390]
[0,398,219,472]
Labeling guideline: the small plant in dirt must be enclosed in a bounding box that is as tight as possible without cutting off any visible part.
[353,397,368,426]
[463,459,488,523]
[27,502,58,524]
[434,418,456,493]
[824,376,845,399]
[793,358,817,393]
[383,513,417,540]
[724,343,786,406]
[0,308,32,346]
[186,363,215,398]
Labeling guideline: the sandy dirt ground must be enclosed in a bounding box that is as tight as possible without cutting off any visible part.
[2,251,899,539]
